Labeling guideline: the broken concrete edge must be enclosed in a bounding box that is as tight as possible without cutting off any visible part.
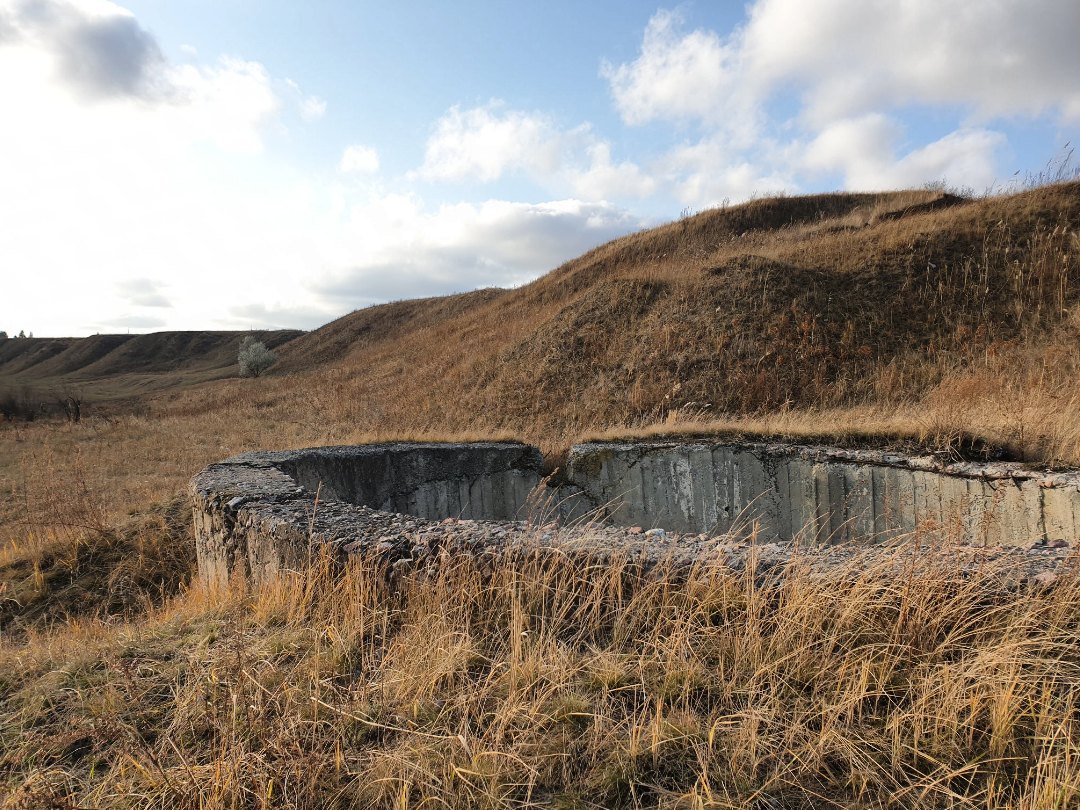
[568,439,1080,486]
[190,442,548,588]
[191,439,1080,589]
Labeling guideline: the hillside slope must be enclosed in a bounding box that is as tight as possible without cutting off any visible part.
[0,329,303,402]
[247,183,1080,453]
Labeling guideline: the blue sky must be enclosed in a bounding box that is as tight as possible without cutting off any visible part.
[1,0,1077,337]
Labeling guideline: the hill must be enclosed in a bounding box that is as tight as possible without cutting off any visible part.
[0,329,302,405]
[6,183,1078,459]
[233,182,1080,461]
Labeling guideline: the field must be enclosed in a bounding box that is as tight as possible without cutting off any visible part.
[1,182,1079,808]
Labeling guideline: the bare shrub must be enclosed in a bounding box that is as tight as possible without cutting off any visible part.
[238,335,277,378]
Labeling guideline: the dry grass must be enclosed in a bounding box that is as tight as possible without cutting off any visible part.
[2,544,1079,808]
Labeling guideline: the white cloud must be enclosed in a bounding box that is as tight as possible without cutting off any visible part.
[164,57,279,154]
[0,1,326,335]
[568,141,658,201]
[0,3,645,336]
[300,94,326,120]
[599,2,1076,204]
[416,102,654,201]
[116,278,171,308]
[417,103,562,183]
[804,116,1005,190]
[601,9,747,130]
[285,78,326,120]
[741,0,1080,126]
[660,137,794,207]
[340,143,380,174]
[1,0,168,101]
[606,2,1080,131]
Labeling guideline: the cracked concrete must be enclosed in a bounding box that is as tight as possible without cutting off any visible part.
[190,440,1080,587]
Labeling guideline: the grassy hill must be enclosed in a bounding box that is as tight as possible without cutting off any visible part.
[2,182,1079,809]
[210,182,1080,462]
[0,329,302,406]
[8,182,1080,457]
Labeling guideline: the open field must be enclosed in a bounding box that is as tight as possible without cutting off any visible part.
[2,182,1080,807]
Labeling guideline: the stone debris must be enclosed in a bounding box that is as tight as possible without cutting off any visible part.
[321,507,1077,591]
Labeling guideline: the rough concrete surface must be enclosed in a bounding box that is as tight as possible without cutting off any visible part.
[190,440,1080,588]
[566,441,1080,546]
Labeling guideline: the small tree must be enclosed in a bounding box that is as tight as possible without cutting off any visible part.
[0,331,7,339]
[238,335,277,378]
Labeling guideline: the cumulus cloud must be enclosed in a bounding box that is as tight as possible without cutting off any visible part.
[340,143,379,174]
[601,9,748,130]
[417,103,564,183]
[597,1,1080,204]
[742,0,1080,125]
[312,198,644,308]
[659,137,794,207]
[0,0,280,153]
[803,115,1005,191]
[116,278,171,308]
[416,102,654,200]
[607,2,1080,131]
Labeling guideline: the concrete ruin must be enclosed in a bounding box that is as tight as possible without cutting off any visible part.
[190,440,1080,587]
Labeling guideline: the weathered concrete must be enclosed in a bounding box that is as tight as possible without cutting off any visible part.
[190,442,544,588]
[565,441,1080,546]
[190,440,1080,587]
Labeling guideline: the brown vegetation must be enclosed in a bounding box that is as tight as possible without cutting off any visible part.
[2,182,1080,807]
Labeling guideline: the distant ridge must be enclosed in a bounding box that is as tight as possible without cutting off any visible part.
[0,330,302,400]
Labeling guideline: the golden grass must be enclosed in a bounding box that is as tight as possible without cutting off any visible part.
[2,543,1079,808]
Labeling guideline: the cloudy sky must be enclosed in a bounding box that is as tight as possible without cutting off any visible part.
[2,0,1077,337]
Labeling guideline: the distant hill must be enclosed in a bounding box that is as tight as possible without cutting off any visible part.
[0,330,302,402]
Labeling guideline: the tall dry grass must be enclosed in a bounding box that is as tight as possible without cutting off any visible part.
[2,544,1078,808]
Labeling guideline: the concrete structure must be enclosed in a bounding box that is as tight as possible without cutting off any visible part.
[191,440,1080,586]
[190,442,544,588]
[564,441,1080,546]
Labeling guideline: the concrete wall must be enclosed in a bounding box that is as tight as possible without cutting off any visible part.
[277,443,543,521]
[191,439,1080,587]
[190,442,544,588]
[565,441,1080,545]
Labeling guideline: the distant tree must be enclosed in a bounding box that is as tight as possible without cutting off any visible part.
[17,330,25,339]
[0,331,7,340]
[238,335,277,378]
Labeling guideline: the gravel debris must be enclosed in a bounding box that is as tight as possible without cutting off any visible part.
[291,501,1079,589]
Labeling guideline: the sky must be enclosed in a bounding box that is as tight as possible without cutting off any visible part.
[1,0,1078,337]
